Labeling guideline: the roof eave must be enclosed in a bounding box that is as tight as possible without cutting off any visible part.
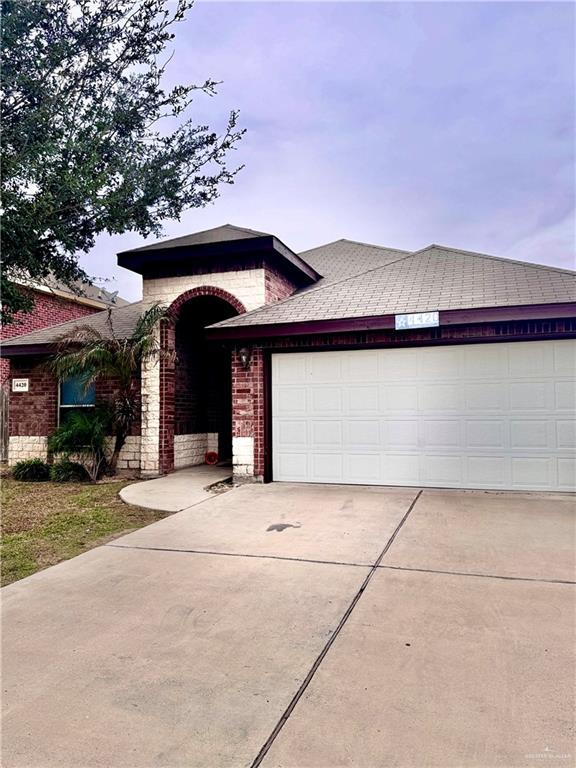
[118,235,320,284]
[205,301,576,341]
[0,343,56,358]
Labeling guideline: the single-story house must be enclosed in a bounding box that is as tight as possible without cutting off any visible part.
[2,224,575,491]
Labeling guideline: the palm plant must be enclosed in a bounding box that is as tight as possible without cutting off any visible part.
[49,304,167,473]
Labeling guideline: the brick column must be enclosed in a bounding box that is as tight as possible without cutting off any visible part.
[231,345,265,481]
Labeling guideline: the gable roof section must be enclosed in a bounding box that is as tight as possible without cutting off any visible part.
[210,244,576,331]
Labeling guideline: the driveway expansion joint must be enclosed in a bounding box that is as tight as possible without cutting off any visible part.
[105,543,371,569]
[379,564,576,586]
[249,489,423,768]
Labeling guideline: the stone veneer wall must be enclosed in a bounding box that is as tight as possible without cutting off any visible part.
[8,435,141,470]
[142,270,267,312]
[174,433,218,469]
[7,436,49,464]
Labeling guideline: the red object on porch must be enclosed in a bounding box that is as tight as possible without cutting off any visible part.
[205,451,219,465]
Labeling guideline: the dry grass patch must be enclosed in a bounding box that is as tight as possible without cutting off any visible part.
[1,472,169,586]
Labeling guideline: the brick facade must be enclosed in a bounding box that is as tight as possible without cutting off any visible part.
[264,265,299,304]
[7,356,142,468]
[1,288,101,384]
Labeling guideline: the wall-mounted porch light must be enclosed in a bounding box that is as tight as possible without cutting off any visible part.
[238,346,252,370]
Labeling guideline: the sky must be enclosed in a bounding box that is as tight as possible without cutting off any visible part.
[82,1,576,302]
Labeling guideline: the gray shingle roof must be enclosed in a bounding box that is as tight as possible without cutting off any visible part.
[299,239,410,283]
[3,238,574,351]
[1,301,149,348]
[212,244,576,329]
[122,224,271,253]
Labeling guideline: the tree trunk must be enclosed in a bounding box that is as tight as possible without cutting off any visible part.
[109,430,127,474]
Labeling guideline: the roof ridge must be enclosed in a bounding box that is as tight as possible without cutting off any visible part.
[338,238,411,254]
[223,223,270,237]
[299,238,410,257]
[415,243,576,276]
[212,251,416,327]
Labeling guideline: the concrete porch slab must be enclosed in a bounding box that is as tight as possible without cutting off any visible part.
[2,544,368,768]
[261,568,575,768]
[119,465,231,512]
[383,489,576,582]
[113,482,420,566]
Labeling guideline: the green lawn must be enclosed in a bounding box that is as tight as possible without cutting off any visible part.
[1,474,169,586]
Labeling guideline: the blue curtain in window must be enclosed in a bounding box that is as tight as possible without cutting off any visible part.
[60,375,96,406]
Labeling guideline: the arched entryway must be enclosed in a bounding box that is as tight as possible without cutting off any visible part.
[159,287,245,474]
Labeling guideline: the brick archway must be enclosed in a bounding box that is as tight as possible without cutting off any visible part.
[159,286,245,474]
[168,286,246,318]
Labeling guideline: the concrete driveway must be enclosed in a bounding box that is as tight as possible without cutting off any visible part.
[2,483,574,768]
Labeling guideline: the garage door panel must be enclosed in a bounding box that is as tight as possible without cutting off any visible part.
[418,347,461,379]
[510,420,550,449]
[418,384,462,411]
[308,354,341,382]
[275,452,308,482]
[272,341,576,491]
[556,420,576,449]
[463,344,507,378]
[381,454,420,484]
[311,453,343,482]
[343,350,379,381]
[509,382,550,410]
[275,387,307,416]
[509,343,553,377]
[422,455,463,486]
[311,421,342,448]
[466,456,508,487]
[344,454,381,484]
[555,382,576,411]
[310,387,341,414]
[344,420,380,449]
[465,420,506,448]
[465,383,507,411]
[274,354,306,383]
[379,351,419,381]
[381,385,418,412]
[347,386,379,414]
[276,420,308,448]
[511,457,554,488]
[422,420,461,448]
[554,341,576,375]
[384,420,419,448]
[558,458,576,489]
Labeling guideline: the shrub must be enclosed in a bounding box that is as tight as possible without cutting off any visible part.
[48,408,110,481]
[49,458,89,483]
[12,458,50,481]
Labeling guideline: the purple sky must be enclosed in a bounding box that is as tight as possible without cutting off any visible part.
[82,1,575,301]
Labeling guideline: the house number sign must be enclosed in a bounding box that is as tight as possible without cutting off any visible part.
[395,311,439,330]
[12,378,29,392]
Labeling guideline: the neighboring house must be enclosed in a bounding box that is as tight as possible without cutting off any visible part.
[1,279,127,384]
[2,224,575,491]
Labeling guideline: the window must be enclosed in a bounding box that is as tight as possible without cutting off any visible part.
[59,375,96,423]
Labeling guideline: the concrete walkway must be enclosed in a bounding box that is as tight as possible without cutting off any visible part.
[119,465,231,512]
[2,484,574,768]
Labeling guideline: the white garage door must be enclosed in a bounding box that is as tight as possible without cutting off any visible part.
[272,340,576,491]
